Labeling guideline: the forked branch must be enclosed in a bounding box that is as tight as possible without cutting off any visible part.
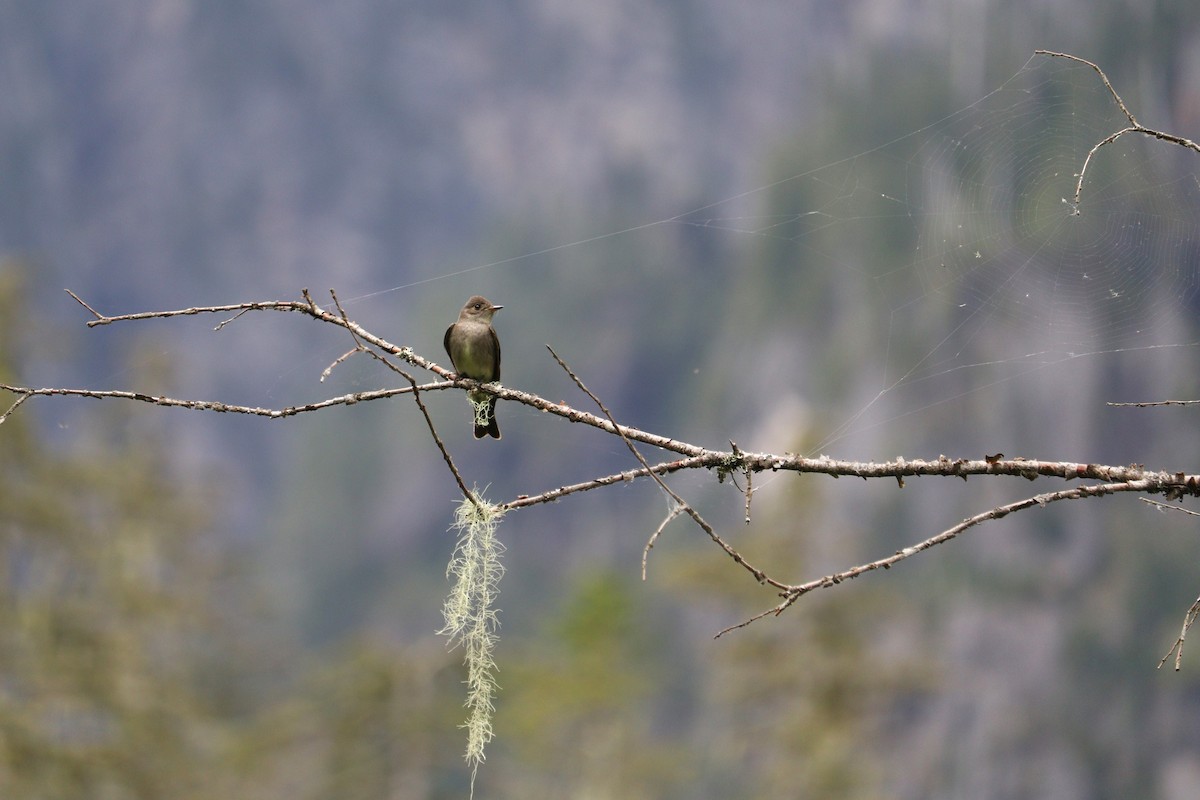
[6,289,1200,638]
[1036,50,1200,210]
[12,47,1200,652]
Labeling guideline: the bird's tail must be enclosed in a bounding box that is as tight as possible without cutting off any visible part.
[474,397,500,440]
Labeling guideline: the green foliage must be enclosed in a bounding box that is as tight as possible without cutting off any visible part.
[0,265,476,799]
[0,267,242,798]
[495,570,688,798]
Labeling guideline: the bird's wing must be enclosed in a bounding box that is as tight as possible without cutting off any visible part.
[490,327,501,381]
[444,323,456,374]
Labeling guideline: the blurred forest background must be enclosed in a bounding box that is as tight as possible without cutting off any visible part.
[4,1,1200,798]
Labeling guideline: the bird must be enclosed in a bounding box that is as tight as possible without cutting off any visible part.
[444,295,503,439]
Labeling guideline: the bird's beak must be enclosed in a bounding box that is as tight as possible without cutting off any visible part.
[491,304,503,311]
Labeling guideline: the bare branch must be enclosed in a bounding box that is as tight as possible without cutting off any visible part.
[1036,50,1200,209]
[214,307,254,331]
[400,368,476,505]
[548,345,787,590]
[326,288,476,504]
[730,440,753,525]
[84,298,311,327]
[1160,596,1200,671]
[643,506,685,581]
[1108,400,1200,408]
[62,289,449,379]
[321,349,361,382]
[717,479,1155,637]
[1036,50,1140,127]
[53,290,720,459]
[64,288,104,320]
[500,456,710,511]
[1141,498,1200,518]
[14,285,1200,653]
[0,391,32,425]
[328,289,362,347]
[0,382,437,418]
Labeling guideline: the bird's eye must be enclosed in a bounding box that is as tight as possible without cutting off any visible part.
[473,303,482,310]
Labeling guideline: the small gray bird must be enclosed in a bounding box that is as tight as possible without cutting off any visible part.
[444,295,503,439]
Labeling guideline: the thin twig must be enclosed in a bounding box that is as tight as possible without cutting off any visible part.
[82,299,313,327]
[501,456,710,511]
[61,288,443,374]
[716,479,1154,637]
[0,382,435,418]
[1108,400,1200,407]
[1159,595,1200,671]
[328,289,362,346]
[326,289,477,506]
[5,361,1194,499]
[64,289,104,320]
[731,440,753,525]
[52,289,713,456]
[401,369,476,505]
[744,467,753,524]
[1036,50,1140,126]
[643,506,685,580]
[214,307,254,331]
[547,345,785,590]
[320,290,370,381]
[321,349,361,382]
[1141,497,1200,517]
[0,392,32,425]
[1036,50,1200,209]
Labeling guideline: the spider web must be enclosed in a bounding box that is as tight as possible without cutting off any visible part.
[901,58,1199,357]
[681,54,1200,453]
[355,53,1200,458]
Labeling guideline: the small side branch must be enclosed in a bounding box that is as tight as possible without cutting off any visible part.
[43,287,710,457]
[0,382,435,418]
[717,479,1154,637]
[64,289,104,320]
[59,288,448,378]
[547,345,786,590]
[1037,50,1140,128]
[1036,50,1200,209]
[321,349,360,382]
[730,440,753,525]
[1160,596,1200,671]
[328,289,477,506]
[0,391,32,425]
[1141,497,1200,517]
[502,456,709,511]
[401,369,475,505]
[643,506,685,581]
[1109,400,1200,408]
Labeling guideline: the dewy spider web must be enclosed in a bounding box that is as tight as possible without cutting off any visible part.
[344,54,1198,460]
[902,58,1200,360]
[679,54,1200,454]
